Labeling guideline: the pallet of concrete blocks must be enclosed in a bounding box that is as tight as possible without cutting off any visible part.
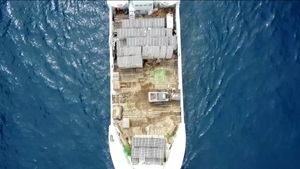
[135,37,140,46]
[140,19,146,28]
[136,28,142,37]
[172,36,177,50]
[133,37,139,46]
[116,41,123,57]
[128,19,135,28]
[137,46,142,55]
[132,56,141,67]
[126,38,133,46]
[147,46,154,59]
[147,37,153,46]
[151,18,158,28]
[150,28,165,37]
[159,18,165,27]
[122,46,141,56]
[128,28,134,37]
[156,28,162,37]
[145,36,150,46]
[139,28,147,36]
[121,20,130,28]
[143,37,148,46]
[133,47,142,55]
[148,18,154,27]
[131,28,137,37]
[138,37,146,46]
[122,47,129,56]
[150,37,155,46]
[130,19,140,28]
[136,19,141,28]
[124,28,130,37]
[134,37,140,46]
[156,46,161,57]
[152,18,165,28]
[150,28,157,37]
[143,46,150,59]
[126,29,131,38]
[152,37,158,46]
[157,37,165,46]
[117,47,123,57]
[157,37,162,46]
[119,28,126,38]
[117,29,122,38]
[118,55,143,68]
[117,39,126,48]
[145,29,150,37]
[123,28,128,37]
[168,36,175,46]
[159,28,166,36]
[166,28,173,37]
[133,28,139,36]
[142,46,149,59]
[153,46,160,58]
[117,29,127,39]
[166,46,173,59]
[141,19,152,28]
[149,46,154,58]
[133,37,142,46]
[159,46,167,59]
[156,37,161,46]
[162,37,169,46]
[157,37,163,46]
[116,40,121,49]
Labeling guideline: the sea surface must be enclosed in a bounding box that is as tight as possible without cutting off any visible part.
[1,1,300,169]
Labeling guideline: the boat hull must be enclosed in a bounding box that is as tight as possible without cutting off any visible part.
[107,1,186,168]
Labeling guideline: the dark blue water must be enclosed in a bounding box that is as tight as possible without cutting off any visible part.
[1,1,300,169]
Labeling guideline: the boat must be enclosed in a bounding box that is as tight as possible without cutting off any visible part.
[107,1,186,168]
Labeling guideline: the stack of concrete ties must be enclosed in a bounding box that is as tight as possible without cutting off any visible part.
[127,37,146,46]
[121,18,165,29]
[130,19,140,28]
[166,28,173,37]
[142,46,163,59]
[116,40,126,57]
[148,28,166,37]
[151,18,165,28]
[159,46,167,59]
[122,46,141,56]
[121,19,130,28]
[118,55,143,68]
[168,36,177,50]
[117,18,175,67]
[140,19,152,28]
[166,46,173,59]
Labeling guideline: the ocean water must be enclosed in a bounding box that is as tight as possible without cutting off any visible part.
[0,1,300,169]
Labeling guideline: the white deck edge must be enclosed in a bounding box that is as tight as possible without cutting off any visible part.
[164,123,186,169]
[163,5,186,168]
[107,1,186,169]
[108,5,132,168]
[109,5,114,125]
[164,3,187,169]
[176,1,185,123]
[109,125,133,169]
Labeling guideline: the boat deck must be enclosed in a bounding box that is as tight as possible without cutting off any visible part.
[112,58,181,141]
[111,6,180,145]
